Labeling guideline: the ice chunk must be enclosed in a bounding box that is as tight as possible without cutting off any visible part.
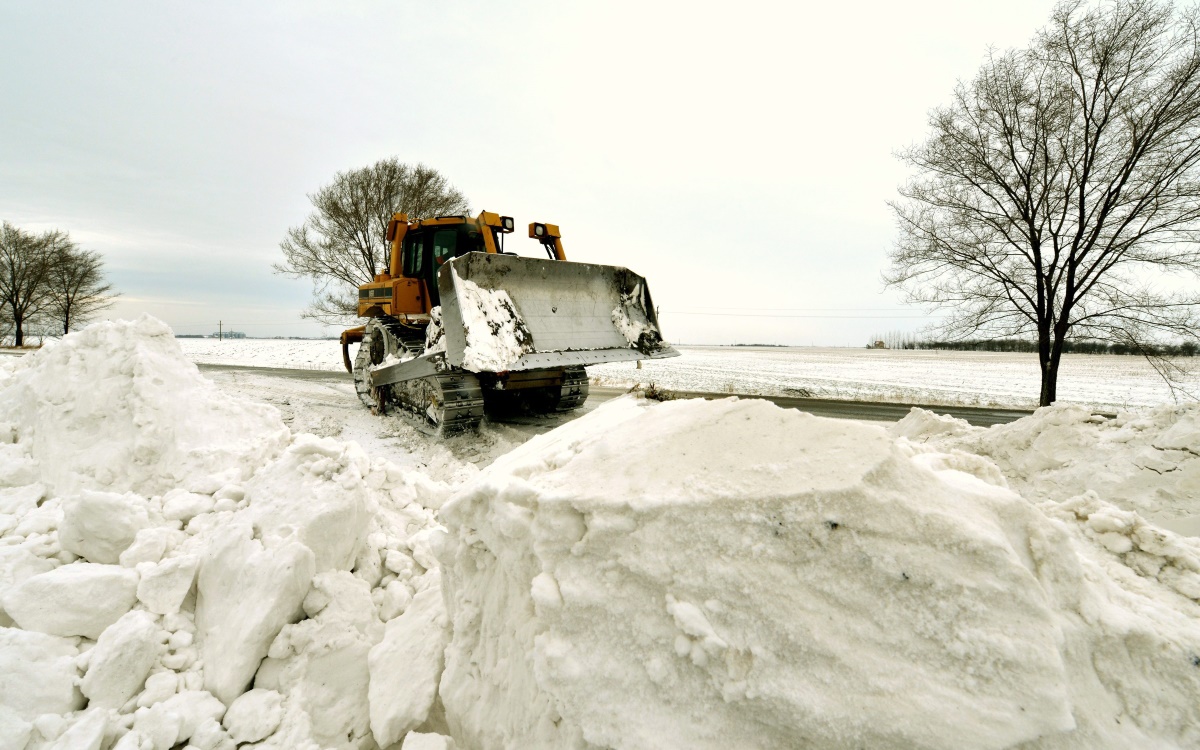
[222,688,283,743]
[58,490,151,564]
[195,522,315,704]
[368,577,450,748]
[0,626,82,721]
[6,562,138,638]
[80,610,162,708]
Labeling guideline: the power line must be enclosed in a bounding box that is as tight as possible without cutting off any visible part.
[661,311,941,319]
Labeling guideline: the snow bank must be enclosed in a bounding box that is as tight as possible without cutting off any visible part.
[438,396,1200,749]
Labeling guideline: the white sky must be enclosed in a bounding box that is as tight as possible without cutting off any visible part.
[0,0,1056,344]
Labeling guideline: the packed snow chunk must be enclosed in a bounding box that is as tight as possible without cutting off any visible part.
[0,626,82,721]
[58,490,151,564]
[0,315,289,496]
[136,554,199,615]
[403,732,458,750]
[439,396,1074,750]
[6,562,138,638]
[368,577,450,748]
[253,571,381,749]
[244,435,372,573]
[455,279,533,371]
[161,489,216,524]
[46,707,108,750]
[222,688,283,744]
[195,522,315,705]
[133,690,226,748]
[80,610,162,708]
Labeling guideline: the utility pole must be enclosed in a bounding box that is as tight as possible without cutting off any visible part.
[219,321,222,341]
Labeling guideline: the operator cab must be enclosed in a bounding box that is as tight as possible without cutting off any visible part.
[400,222,487,307]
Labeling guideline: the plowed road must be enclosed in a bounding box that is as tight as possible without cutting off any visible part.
[196,364,1033,427]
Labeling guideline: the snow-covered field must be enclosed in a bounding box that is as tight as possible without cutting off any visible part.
[175,338,1199,411]
[2,317,1200,750]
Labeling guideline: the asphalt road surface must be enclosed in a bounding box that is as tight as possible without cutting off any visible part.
[196,363,1033,426]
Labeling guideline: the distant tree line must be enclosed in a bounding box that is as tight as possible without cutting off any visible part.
[868,331,1199,357]
[0,222,117,346]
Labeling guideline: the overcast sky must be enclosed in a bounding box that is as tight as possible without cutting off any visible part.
[0,0,1056,344]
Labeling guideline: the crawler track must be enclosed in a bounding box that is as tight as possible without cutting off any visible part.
[354,315,485,435]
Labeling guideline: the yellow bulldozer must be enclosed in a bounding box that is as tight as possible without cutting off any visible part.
[341,210,677,434]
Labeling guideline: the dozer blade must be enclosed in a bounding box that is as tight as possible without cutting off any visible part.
[438,252,678,372]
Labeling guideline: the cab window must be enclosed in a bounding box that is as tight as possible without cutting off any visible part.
[403,235,425,277]
[432,230,457,268]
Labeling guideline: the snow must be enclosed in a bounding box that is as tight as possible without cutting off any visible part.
[454,279,534,371]
[438,397,1078,749]
[175,337,1197,410]
[0,316,288,497]
[194,523,315,704]
[368,578,450,747]
[0,627,82,721]
[1,316,1199,749]
[589,345,1200,411]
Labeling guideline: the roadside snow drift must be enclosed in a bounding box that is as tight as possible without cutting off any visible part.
[438,398,1200,750]
[0,317,1198,750]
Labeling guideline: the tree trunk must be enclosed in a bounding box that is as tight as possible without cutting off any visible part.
[1037,323,1069,407]
[13,316,23,347]
[1039,354,1059,407]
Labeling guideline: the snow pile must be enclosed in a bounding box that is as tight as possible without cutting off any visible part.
[436,396,1200,749]
[893,404,1200,534]
[0,315,288,496]
[454,279,533,371]
[0,317,457,750]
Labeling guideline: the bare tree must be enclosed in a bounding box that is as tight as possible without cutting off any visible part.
[886,0,1200,406]
[275,159,470,324]
[0,222,59,346]
[45,242,117,335]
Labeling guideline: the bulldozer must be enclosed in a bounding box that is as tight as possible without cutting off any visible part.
[340,210,678,434]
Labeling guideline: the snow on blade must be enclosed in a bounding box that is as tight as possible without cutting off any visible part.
[454,278,533,371]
